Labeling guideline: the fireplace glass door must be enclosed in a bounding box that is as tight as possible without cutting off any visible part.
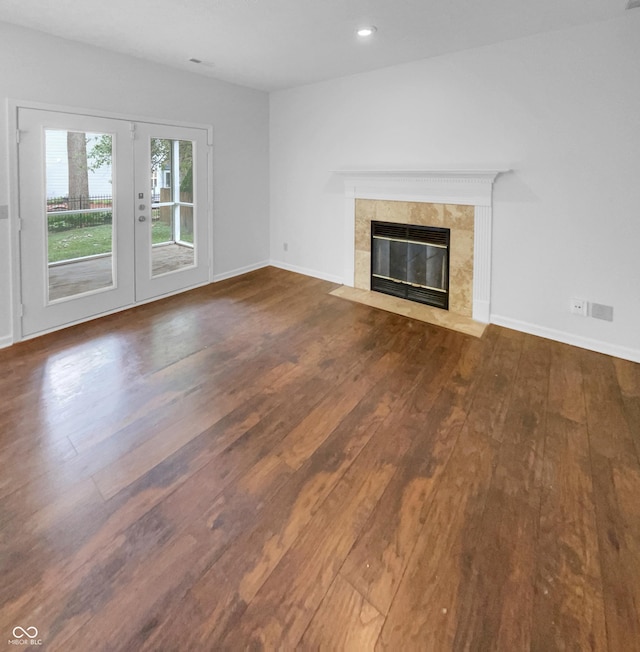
[371,221,450,310]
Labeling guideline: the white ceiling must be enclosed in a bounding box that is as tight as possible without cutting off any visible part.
[0,0,628,91]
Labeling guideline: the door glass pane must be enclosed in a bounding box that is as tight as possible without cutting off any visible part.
[372,238,390,278]
[46,130,114,301]
[407,242,427,286]
[388,240,407,281]
[150,138,195,276]
[425,245,447,290]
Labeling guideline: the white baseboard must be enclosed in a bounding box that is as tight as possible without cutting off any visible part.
[0,334,13,349]
[269,260,343,285]
[213,260,270,283]
[491,314,640,363]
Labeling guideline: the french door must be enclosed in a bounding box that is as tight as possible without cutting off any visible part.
[17,108,210,337]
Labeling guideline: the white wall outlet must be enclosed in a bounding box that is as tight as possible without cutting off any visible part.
[569,297,588,316]
[283,242,288,252]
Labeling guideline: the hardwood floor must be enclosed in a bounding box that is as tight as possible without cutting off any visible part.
[1,266,639,651]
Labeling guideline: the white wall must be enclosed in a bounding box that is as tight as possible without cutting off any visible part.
[270,14,640,361]
[0,21,270,345]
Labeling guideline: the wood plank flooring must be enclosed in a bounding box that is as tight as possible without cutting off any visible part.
[1,266,639,650]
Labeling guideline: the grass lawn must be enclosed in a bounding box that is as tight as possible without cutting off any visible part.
[48,222,192,263]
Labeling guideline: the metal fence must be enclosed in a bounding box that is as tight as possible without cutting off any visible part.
[47,195,113,233]
[47,194,113,212]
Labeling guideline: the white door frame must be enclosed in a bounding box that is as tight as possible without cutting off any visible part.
[133,121,210,302]
[7,99,214,343]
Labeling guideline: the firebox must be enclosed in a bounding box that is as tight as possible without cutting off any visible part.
[370,221,450,310]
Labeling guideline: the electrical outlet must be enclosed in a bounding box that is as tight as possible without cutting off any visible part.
[569,298,588,316]
[283,242,288,252]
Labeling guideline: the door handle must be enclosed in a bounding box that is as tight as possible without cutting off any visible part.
[138,215,146,222]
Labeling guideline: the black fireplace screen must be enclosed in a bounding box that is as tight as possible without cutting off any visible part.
[371,221,450,310]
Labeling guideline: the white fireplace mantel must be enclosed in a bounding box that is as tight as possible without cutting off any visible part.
[335,168,508,324]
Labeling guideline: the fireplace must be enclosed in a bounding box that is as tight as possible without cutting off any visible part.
[336,169,506,323]
[371,221,450,310]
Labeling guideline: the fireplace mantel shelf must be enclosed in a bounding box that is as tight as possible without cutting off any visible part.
[334,168,509,208]
[333,168,507,180]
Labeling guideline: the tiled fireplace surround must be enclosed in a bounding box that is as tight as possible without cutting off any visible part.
[338,170,504,324]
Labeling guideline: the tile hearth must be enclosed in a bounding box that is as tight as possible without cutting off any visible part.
[330,285,486,338]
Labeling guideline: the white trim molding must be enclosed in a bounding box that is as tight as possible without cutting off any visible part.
[213,260,270,283]
[335,168,507,324]
[270,260,344,285]
[491,314,640,364]
[0,335,14,349]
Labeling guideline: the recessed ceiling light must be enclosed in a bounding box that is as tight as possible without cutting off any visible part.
[356,26,377,38]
